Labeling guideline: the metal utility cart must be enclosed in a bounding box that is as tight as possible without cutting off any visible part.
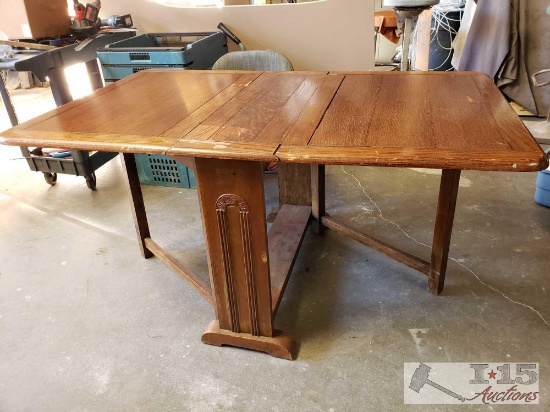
[4,31,133,189]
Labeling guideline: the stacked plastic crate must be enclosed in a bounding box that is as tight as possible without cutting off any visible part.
[97,32,228,188]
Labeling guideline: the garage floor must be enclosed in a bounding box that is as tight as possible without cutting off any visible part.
[1,88,549,411]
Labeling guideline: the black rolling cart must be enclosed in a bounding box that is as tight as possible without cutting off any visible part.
[2,31,133,189]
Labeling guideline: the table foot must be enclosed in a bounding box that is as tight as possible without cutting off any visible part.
[202,320,295,360]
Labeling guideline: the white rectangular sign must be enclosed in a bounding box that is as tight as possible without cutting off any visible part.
[404,363,539,405]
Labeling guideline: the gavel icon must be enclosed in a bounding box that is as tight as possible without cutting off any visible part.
[409,363,466,402]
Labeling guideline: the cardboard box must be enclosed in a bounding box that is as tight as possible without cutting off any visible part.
[0,0,70,39]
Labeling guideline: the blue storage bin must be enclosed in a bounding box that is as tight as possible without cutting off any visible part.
[534,148,550,207]
[535,185,550,207]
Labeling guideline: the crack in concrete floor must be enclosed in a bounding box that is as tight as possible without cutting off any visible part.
[340,166,550,327]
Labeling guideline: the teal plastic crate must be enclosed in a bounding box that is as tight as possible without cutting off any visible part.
[97,32,227,66]
[98,32,227,81]
[100,64,186,81]
[135,154,196,188]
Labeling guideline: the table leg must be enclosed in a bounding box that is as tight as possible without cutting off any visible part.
[429,169,461,295]
[195,158,294,359]
[277,163,312,206]
[121,153,153,259]
[311,164,326,234]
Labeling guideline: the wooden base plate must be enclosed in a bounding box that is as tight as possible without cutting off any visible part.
[201,320,295,360]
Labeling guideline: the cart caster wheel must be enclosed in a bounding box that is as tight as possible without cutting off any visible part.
[85,173,97,190]
[43,172,57,186]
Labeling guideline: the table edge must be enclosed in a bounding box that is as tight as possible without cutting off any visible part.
[275,145,549,172]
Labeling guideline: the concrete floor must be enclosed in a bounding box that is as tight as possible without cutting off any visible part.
[1,88,549,411]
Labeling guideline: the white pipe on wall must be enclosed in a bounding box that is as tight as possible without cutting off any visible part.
[100,0,375,71]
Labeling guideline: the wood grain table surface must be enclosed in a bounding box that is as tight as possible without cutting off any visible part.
[2,70,547,172]
[2,69,548,359]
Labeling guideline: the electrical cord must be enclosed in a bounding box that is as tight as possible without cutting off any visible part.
[411,0,465,71]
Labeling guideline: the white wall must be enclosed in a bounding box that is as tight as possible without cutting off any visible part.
[100,0,375,71]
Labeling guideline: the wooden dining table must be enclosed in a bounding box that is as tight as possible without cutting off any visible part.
[1,70,547,360]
